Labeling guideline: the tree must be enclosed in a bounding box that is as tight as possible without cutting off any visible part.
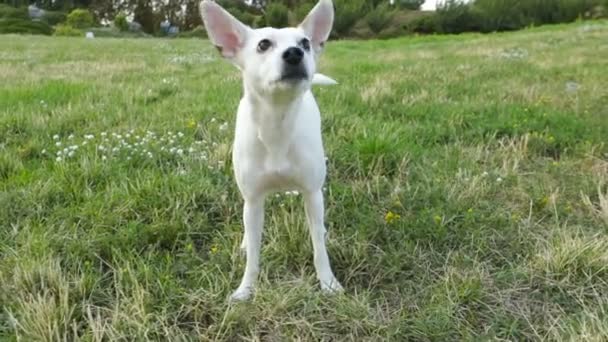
[184,0,202,30]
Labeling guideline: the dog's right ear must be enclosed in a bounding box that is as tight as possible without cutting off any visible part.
[200,1,250,60]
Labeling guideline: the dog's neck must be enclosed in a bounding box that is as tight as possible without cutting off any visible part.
[243,80,307,170]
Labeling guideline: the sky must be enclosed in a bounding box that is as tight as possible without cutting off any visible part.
[421,0,440,10]
[421,0,473,11]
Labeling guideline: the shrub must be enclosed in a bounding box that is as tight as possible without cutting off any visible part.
[295,2,315,22]
[333,0,366,36]
[0,4,28,20]
[177,25,207,38]
[435,0,480,34]
[66,8,94,29]
[407,13,438,33]
[53,24,83,36]
[397,0,425,10]
[114,13,129,31]
[265,2,289,28]
[234,9,256,27]
[366,4,395,33]
[473,0,527,32]
[0,18,52,35]
[41,10,67,26]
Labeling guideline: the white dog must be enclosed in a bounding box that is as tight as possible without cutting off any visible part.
[200,0,343,301]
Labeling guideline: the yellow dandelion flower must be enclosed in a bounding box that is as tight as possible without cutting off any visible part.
[187,119,197,129]
[210,244,219,254]
[385,211,401,224]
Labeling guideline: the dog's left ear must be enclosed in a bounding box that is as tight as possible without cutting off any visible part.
[299,0,334,54]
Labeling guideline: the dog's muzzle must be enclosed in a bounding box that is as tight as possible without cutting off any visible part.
[280,47,308,82]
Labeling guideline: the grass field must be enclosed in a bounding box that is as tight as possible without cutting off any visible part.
[1,21,608,340]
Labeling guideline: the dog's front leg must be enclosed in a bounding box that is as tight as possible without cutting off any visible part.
[304,190,343,293]
[231,197,265,301]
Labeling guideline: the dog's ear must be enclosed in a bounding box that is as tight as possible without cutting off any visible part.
[299,0,334,54]
[200,0,250,60]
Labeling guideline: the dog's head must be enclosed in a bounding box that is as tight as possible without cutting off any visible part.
[200,0,333,96]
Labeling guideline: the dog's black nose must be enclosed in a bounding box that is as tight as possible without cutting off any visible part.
[282,47,304,65]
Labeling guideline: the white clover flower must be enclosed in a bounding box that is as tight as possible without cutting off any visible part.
[219,122,228,131]
[126,133,131,138]
[102,155,107,161]
[82,141,88,146]
[68,134,74,140]
[101,132,107,137]
[68,151,75,157]
[188,147,195,153]
[53,134,59,140]
[70,145,78,150]
[127,156,131,160]
[177,132,184,137]
[210,118,216,123]
[41,149,47,154]
[56,157,62,162]
[496,177,503,183]
[55,141,62,147]
[98,145,105,151]
[177,148,184,155]
[57,150,63,156]
[482,171,489,177]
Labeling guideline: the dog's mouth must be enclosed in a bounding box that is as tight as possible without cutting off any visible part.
[278,66,308,83]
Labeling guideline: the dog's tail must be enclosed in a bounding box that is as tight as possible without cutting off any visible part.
[312,73,338,86]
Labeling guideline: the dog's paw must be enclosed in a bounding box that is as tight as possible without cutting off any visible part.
[320,278,344,294]
[229,287,253,302]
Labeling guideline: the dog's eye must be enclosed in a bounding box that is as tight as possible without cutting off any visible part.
[300,38,310,52]
[257,39,272,53]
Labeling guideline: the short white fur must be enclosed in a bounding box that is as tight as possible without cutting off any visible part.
[200,0,343,301]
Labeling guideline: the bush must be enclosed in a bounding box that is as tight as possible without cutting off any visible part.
[234,9,257,27]
[473,0,527,32]
[177,25,207,38]
[41,10,67,26]
[407,13,438,33]
[53,24,83,36]
[295,2,315,22]
[114,13,128,31]
[435,0,480,34]
[66,8,94,29]
[0,4,28,20]
[0,18,52,35]
[397,0,425,10]
[333,0,367,36]
[265,2,289,28]
[366,4,395,33]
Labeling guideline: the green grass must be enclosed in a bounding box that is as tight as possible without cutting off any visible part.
[1,21,608,340]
